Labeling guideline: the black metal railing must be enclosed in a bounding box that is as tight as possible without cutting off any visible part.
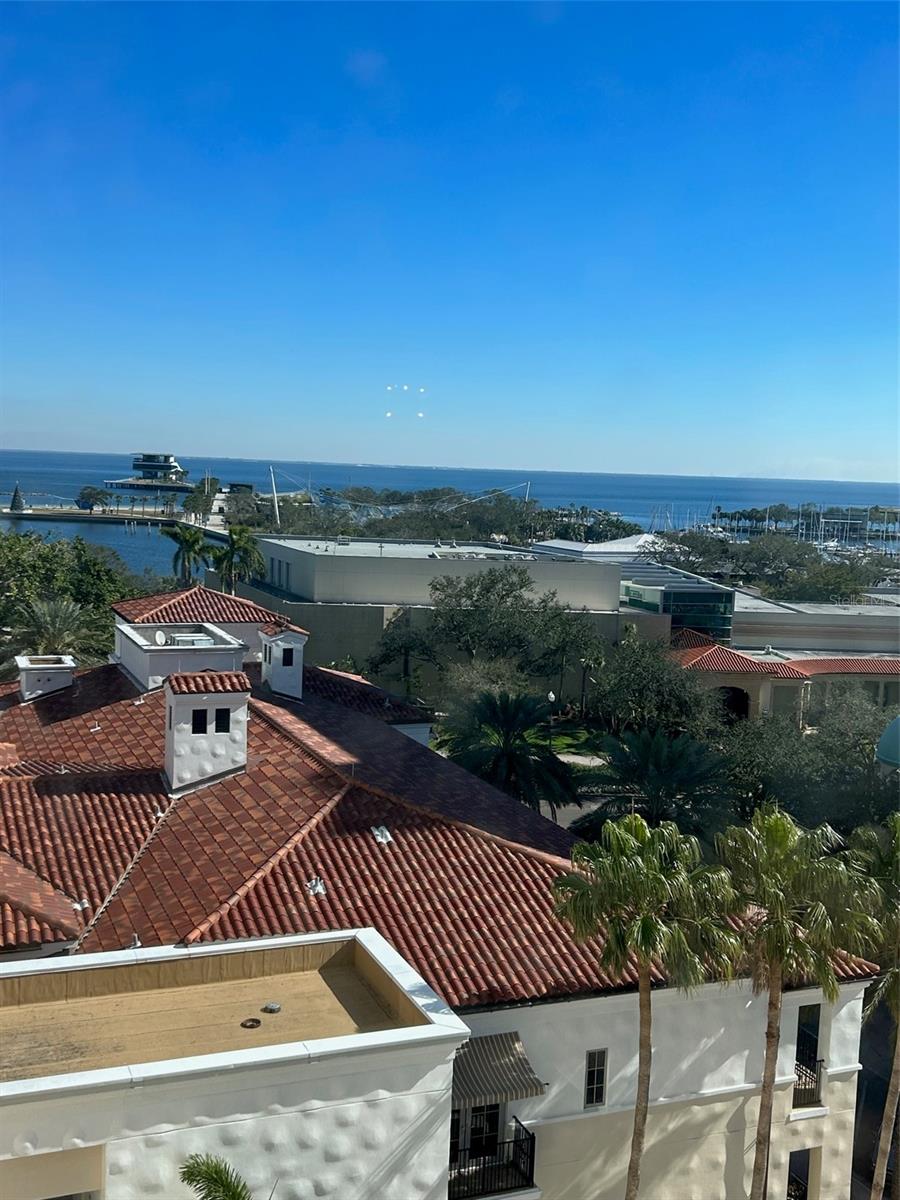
[449,1117,536,1200]
[786,1171,809,1200]
[793,1044,824,1108]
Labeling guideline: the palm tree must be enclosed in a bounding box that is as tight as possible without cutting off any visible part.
[1,598,110,675]
[161,523,213,585]
[554,815,739,1200]
[211,526,266,594]
[851,814,900,1200]
[569,728,728,839]
[717,807,881,1200]
[440,691,578,818]
[179,1154,252,1200]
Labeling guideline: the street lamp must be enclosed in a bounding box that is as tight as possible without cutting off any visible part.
[547,691,555,753]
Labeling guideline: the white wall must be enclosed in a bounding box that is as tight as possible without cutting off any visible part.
[257,541,622,611]
[464,979,867,1124]
[0,1045,457,1200]
[114,626,245,691]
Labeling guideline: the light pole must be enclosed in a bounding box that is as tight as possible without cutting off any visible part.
[547,691,555,754]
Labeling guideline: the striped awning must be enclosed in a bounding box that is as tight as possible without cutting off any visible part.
[452,1032,546,1108]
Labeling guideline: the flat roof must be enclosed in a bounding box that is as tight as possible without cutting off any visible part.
[258,536,543,560]
[0,931,467,1094]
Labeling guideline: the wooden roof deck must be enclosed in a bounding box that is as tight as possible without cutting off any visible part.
[0,942,405,1083]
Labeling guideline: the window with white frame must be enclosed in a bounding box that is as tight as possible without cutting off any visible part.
[584,1048,607,1107]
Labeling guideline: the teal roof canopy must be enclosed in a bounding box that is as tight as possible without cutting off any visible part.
[875,716,900,769]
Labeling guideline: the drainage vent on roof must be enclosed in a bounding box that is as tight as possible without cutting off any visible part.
[371,825,393,845]
[241,1018,261,1030]
[306,876,326,897]
[89,723,101,733]
[261,1002,281,1014]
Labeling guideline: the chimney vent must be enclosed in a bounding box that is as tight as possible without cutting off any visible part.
[164,671,251,793]
[260,625,308,701]
[15,655,77,703]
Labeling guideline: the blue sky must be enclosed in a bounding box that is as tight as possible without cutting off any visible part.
[1,2,897,481]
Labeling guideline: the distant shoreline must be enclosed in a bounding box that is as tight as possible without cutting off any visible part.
[2,447,896,490]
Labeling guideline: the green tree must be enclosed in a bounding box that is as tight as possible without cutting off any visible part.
[76,486,110,513]
[851,815,900,1200]
[716,808,880,1200]
[722,691,900,832]
[211,526,265,593]
[161,524,214,585]
[179,1154,252,1200]
[8,484,25,513]
[440,691,578,818]
[1,597,111,673]
[368,566,585,694]
[569,728,729,837]
[588,635,721,739]
[765,558,883,603]
[182,477,221,523]
[554,816,739,1200]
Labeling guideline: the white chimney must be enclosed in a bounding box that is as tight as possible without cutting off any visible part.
[15,655,77,703]
[164,671,251,793]
[260,625,308,701]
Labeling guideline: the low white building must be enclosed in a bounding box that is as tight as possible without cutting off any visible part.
[0,931,469,1200]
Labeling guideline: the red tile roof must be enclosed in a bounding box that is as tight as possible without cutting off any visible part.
[299,665,432,725]
[112,584,302,629]
[167,671,251,695]
[670,635,807,679]
[0,850,82,943]
[0,769,167,949]
[786,658,900,677]
[0,655,876,1000]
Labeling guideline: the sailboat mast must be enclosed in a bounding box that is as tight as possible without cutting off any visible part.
[270,466,281,529]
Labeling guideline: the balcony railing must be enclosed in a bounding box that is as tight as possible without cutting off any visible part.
[793,1042,824,1108]
[448,1117,536,1200]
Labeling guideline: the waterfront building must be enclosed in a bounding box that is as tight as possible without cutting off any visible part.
[0,592,877,1200]
[103,452,193,496]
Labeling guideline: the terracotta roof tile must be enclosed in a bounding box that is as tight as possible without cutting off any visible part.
[0,850,82,941]
[786,657,900,677]
[300,665,432,724]
[111,584,289,627]
[671,642,807,678]
[0,769,167,950]
[167,671,251,695]
[0,656,876,1000]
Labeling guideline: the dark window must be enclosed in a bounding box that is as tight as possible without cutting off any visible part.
[282,647,294,667]
[215,708,230,733]
[585,1048,607,1106]
[468,1104,501,1159]
[450,1109,461,1166]
[191,709,208,735]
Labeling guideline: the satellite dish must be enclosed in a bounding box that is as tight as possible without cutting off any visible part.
[154,630,167,646]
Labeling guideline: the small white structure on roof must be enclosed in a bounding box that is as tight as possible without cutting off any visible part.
[260,623,308,700]
[0,930,469,1200]
[14,655,77,703]
[164,671,251,793]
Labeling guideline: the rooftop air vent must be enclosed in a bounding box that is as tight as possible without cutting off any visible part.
[371,825,393,845]
[306,875,326,897]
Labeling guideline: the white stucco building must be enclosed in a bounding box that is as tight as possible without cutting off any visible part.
[0,586,879,1200]
[0,931,469,1200]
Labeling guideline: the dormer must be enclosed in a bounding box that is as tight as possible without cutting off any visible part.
[164,671,251,794]
[260,624,308,701]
